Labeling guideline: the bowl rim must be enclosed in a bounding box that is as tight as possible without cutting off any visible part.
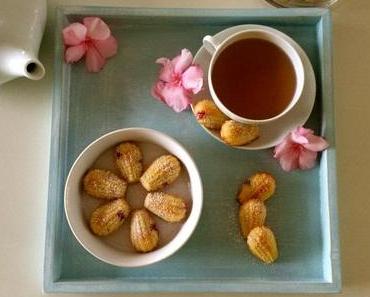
[64,127,203,267]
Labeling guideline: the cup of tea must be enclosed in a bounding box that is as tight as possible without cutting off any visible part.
[203,29,305,124]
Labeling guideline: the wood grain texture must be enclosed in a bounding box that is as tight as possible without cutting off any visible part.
[43,7,340,293]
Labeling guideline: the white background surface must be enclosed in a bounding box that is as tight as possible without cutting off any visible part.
[0,0,369,296]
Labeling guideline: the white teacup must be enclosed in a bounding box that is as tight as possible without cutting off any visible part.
[203,29,305,125]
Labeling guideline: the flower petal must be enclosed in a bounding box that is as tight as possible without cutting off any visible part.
[298,149,318,170]
[83,17,111,40]
[181,65,203,94]
[172,48,193,74]
[65,44,86,63]
[297,126,314,136]
[85,46,106,72]
[156,57,170,65]
[93,35,118,58]
[159,84,191,112]
[151,81,166,102]
[63,23,87,46]
[155,57,174,83]
[273,137,293,159]
[303,134,329,152]
[291,128,309,144]
[278,150,300,172]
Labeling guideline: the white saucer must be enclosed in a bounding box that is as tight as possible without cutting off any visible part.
[191,25,316,150]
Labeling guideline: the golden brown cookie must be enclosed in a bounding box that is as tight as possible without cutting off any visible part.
[239,199,266,238]
[193,99,228,129]
[238,172,276,204]
[115,142,143,183]
[144,192,186,222]
[140,155,181,191]
[130,209,159,252]
[220,120,259,146]
[83,169,127,199]
[90,199,131,236]
[247,226,278,264]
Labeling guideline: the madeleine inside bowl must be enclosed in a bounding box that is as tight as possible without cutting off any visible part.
[64,128,203,267]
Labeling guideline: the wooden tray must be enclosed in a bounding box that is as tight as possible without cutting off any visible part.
[44,6,340,293]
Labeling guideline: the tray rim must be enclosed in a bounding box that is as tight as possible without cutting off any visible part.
[43,6,341,293]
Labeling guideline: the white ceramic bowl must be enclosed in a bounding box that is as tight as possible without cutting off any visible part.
[64,128,203,267]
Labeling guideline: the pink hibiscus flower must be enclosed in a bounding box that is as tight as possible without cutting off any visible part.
[152,49,203,112]
[274,126,329,172]
[62,17,118,72]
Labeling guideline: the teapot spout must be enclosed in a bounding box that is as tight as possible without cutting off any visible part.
[24,59,45,81]
[0,46,45,85]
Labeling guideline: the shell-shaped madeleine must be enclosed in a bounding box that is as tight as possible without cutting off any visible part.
[140,155,181,191]
[115,142,143,183]
[83,169,127,199]
[130,209,159,253]
[220,120,259,146]
[90,199,131,236]
[247,226,278,264]
[238,172,276,204]
[193,99,228,129]
[239,199,266,238]
[144,192,186,222]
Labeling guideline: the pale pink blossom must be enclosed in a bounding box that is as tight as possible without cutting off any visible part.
[62,17,118,72]
[152,49,203,112]
[274,126,329,172]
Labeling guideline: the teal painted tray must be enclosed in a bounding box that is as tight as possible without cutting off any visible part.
[44,7,340,293]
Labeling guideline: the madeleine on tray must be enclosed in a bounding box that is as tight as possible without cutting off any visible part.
[239,199,266,238]
[238,172,276,204]
[247,226,278,264]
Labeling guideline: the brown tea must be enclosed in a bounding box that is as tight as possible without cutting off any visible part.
[211,38,296,120]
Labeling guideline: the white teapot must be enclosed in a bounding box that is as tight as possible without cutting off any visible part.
[0,0,46,85]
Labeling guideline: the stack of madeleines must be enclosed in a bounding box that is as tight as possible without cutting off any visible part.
[193,99,260,146]
[237,172,279,264]
[82,142,188,253]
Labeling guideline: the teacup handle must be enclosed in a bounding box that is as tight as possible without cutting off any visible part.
[203,35,219,55]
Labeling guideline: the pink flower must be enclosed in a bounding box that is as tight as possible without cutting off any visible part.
[62,17,118,72]
[152,49,203,112]
[273,126,329,172]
